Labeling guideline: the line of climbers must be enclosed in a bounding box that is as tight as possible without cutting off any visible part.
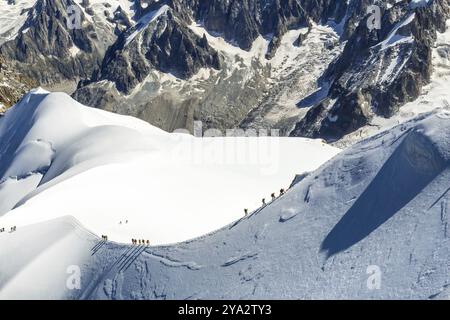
[96,188,288,245]
[0,226,16,233]
[244,188,287,216]
[100,221,137,244]
[132,239,150,246]
[99,236,150,246]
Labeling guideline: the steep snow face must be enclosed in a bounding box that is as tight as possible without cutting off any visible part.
[1,110,448,299]
[0,89,340,245]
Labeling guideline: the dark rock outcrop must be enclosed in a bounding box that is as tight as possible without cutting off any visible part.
[178,0,348,56]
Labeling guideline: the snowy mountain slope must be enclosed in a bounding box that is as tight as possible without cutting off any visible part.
[333,18,450,148]
[0,109,448,299]
[0,216,97,299]
[0,0,137,48]
[0,89,340,246]
[78,110,450,300]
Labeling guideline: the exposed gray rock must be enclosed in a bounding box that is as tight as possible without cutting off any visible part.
[176,0,348,55]
[290,0,450,141]
[0,55,36,113]
[0,0,114,87]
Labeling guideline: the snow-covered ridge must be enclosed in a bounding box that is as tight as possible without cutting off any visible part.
[1,108,448,299]
[82,110,450,299]
[0,89,340,245]
[189,22,270,67]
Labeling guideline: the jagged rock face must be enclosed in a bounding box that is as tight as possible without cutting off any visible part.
[89,6,222,94]
[80,0,353,95]
[0,0,111,88]
[290,0,450,141]
[73,0,351,132]
[0,55,36,113]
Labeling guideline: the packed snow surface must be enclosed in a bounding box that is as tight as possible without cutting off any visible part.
[0,108,448,299]
[0,0,36,45]
[0,89,340,246]
[82,110,450,300]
